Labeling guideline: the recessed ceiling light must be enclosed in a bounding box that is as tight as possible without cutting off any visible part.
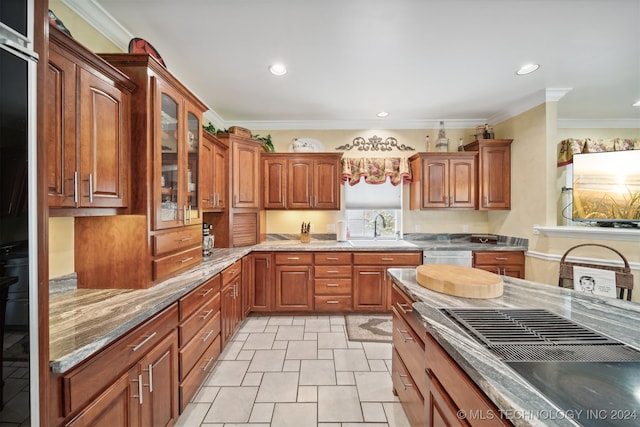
[516,63,540,75]
[269,63,287,76]
[376,111,389,117]
[633,99,640,107]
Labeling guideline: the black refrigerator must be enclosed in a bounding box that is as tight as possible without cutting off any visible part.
[0,0,38,423]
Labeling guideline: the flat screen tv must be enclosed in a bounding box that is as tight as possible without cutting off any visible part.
[572,150,640,227]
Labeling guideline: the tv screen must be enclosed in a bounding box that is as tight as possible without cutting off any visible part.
[572,150,640,225]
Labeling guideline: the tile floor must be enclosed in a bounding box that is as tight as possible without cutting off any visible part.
[176,315,410,427]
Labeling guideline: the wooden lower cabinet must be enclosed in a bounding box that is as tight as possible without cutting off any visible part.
[274,251,314,311]
[252,252,274,311]
[473,251,525,279]
[221,260,242,347]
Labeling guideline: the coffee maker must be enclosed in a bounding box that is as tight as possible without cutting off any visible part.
[202,223,214,256]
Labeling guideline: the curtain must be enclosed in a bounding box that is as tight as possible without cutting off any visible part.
[557,138,640,166]
[341,157,411,186]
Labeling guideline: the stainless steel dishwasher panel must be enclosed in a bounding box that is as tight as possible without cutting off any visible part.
[422,250,473,267]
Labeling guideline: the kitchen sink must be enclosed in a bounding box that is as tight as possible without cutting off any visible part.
[347,239,417,248]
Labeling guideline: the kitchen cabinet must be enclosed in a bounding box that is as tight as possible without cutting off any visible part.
[262,153,341,210]
[252,252,274,312]
[221,260,242,347]
[473,251,525,278]
[353,252,422,311]
[178,275,221,412]
[201,131,228,211]
[274,253,314,311]
[409,152,477,209]
[47,27,135,213]
[425,333,511,427]
[464,139,512,210]
[58,305,178,427]
[99,53,208,282]
[391,284,426,426]
[241,255,253,318]
[314,252,353,311]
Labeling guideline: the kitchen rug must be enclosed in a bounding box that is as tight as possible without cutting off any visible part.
[345,314,392,343]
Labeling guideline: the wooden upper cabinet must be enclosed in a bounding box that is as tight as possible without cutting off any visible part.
[409,152,477,210]
[231,137,261,208]
[262,153,341,210]
[47,27,134,212]
[465,139,512,210]
[201,131,228,211]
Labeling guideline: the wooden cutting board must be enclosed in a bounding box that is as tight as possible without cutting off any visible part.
[416,264,503,299]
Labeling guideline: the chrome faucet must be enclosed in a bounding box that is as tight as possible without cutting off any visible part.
[373,213,386,240]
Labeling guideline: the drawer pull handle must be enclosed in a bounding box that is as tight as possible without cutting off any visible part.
[200,288,213,298]
[131,374,143,404]
[397,302,411,314]
[200,309,214,320]
[287,257,300,260]
[326,300,339,304]
[381,257,394,261]
[130,332,157,352]
[327,270,339,274]
[396,328,414,342]
[179,237,193,242]
[202,357,214,371]
[202,330,214,342]
[326,257,339,261]
[179,256,194,264]
[399,374,413,390]
[326,283,340,287]
[495,257,508,261]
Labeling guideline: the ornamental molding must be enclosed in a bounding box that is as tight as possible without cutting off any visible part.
[335,135,415,152]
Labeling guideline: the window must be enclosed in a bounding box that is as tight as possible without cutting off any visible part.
[344,176,402,238]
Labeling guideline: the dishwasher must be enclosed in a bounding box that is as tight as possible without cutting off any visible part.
[422,250,473,267]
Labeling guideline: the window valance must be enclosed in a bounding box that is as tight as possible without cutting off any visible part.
[557,138,640,166]
[341,157,412,186]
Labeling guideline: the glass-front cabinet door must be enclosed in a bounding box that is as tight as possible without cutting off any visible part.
[185,101,201,224]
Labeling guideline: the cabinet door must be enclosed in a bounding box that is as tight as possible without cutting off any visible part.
[46,47,77,207]
[425,372,465,427]
[201,136,214,209]
[449,157,476,208]
[353,266,387,311]
[184,101,202,224]
[213,142,227,209]
[78,68,129,208]
[422,158,448,208]
[263,157,287,209]
[232,140,260,208]
[139,331,179,427]
[288,158,313,209]
[252,253,274,311]
[479,143,511,210]
[313,158,340,209]
[241,255,253,318]
[275,265,313,311]
[220,284,235,347]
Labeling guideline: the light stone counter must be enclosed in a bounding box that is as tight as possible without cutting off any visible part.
[387,268,640,427]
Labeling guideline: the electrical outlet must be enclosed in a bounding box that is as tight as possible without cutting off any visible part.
[415,224,421,232]
[462,224,469,232]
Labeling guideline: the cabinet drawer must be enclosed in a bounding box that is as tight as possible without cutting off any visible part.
[314,278,352,295]
[221,259,242,284]
[179,275,221,321]
[275,252,313,265]
[153,226,201,256]
[62,305,178,416]
[314,265,352,278]
[153,246,201,280]
[391,284,427,342]
[353,252,422,266]
[392,310,426,392]
[314,295,352,311]
[179,311,221,379]
[179,334,221,412]
[473,251,524,265]
[314,252,352,264]
[179,292,220,346]
[392,348,425,426]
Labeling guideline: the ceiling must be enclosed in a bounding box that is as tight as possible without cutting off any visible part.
[67,0,640,129]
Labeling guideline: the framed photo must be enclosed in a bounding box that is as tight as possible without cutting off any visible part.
[573,266,617,298]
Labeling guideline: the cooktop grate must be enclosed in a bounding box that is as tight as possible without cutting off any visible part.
[441,308,640,362]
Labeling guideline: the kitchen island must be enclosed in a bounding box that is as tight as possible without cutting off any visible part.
[388,268,640,427]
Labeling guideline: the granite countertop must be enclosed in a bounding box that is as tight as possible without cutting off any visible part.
[387,268,640,427]
[49,235,527,373]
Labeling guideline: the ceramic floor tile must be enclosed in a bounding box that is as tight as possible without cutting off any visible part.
[297,385,318,402]
[292,317,306,326]
[362,402,388,422]
[271,402,318,427]
[272,340,289,350]
[241,372,263,386]
[341,423,389,427]
[285,340,318,359]
[256,372,299,402]
[203,386,258,423]
[205,360,250,386]
[304,317,332,332]
[232,332,249,341]
[236,350,255,360]
[275,325,305,341]
[174,402,210,427]
[330,316,346,325]
[369,359,389,371]
[385,359,393,373]
[336,371,356,385]
[318,385,363,422]
[383,402,412,427]
[355,371,397,402]
[347,340,363,349]
[242,332,276,350]
[248,349,286,372]
[318,424,341,427]
[334,349,370,371]
[318,332,349,349]
[264,325,279,333]
[268,316,294,326]
[240,317,269,333]
[249,402,275,423]
[299,359,336,385]
[318,349,334,359]
[283,359,301,372]
[330,324,345,332]
[363,342,392,360]
[192,385,220,402]
[304,332,318,340]
[217,340,244,360]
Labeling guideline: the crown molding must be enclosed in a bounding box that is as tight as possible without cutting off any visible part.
[557,118,640,129]
[488,88,573,125]
[61,0,132,50]
[224,118,486,131]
